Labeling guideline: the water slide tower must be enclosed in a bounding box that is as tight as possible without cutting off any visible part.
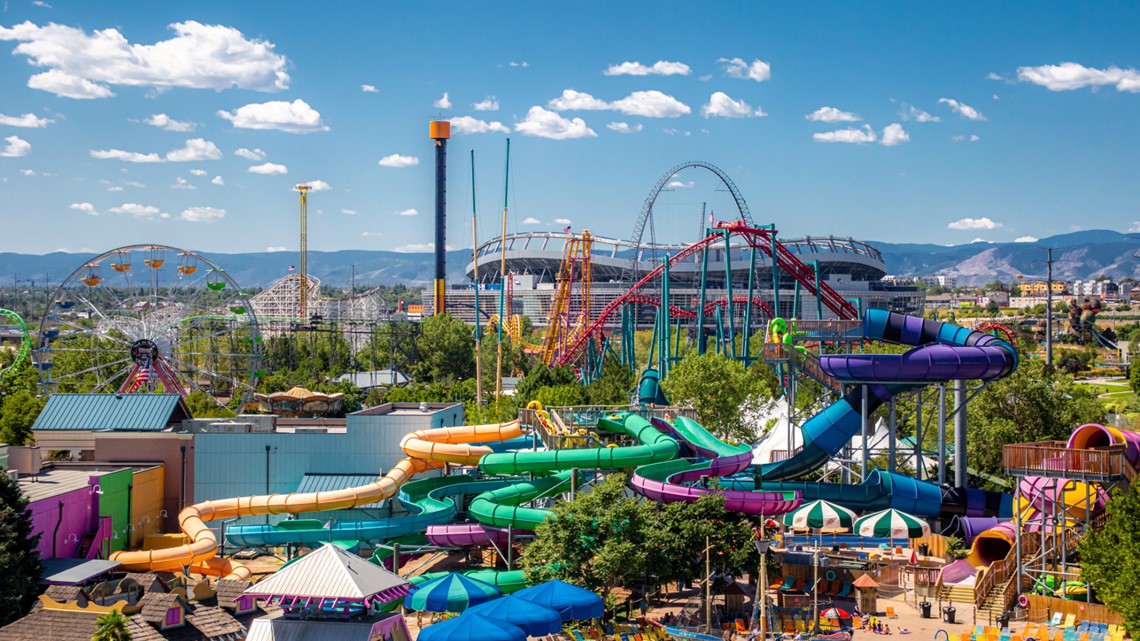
[430,120,450,315]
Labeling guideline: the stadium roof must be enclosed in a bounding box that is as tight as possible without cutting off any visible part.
[33,394,191,432]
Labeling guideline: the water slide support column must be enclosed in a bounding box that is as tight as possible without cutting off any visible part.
[770,230,780,318]
[954,379,967,488]
[697,244,709,355]
[888,398,897,473]
[861,384,870,480]
[722,231,736,360]
[743,245,757,363]
[915,389,923,481]
[937,385,947,485]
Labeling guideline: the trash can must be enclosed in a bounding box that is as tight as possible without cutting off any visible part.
[920,602,932,619]
[919,542,930,556]
[999,613,1010,629]
[943,606,957,624]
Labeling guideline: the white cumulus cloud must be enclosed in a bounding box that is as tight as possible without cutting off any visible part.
[900,104,940,122]
[20,169,35,176]
[515,106,597,140]
[189,169,207,176]
[145,113,195,132]
[450,116,510,134]
[606,122,643,134]
[69,202,97,216]
[554,218,571,225]
[806,107,860,122]
[938,98,986,121]
[218,99,328,133]
[0,112,52,127]
[1014,236,1039,243]
[472,97,499,111]
[603,60,691,76]
[378,154,419,167]
[611,90,690,118]
[434,92,452,109]
[361,231,383,237]
[211,175,224,186]
[361,84,378,93]
[172,177,195,190]
[165,138,222,162]
[1,135,31,157]
[701,91,766,118]
[667,180,695,189]
[548,89,611,111]
[0,20,289,98]
[813,125,877,144]
[395,242,452,253]
[341,208,358,216]
[521,216,541,225]
[109,203,162,218]
[397,208,418,216]
[1017,62,1140,93]
[719,57,771,82]
[301,179,330,191]
[234,147,265,161]
[509,61,529,68]
[180,206,224,222]
[880,123,909,146]
[947,216,1002,230]
[248,162,287,174]
[265,246,286,252]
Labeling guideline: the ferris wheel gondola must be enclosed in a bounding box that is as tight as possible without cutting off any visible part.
[36,244,263,411]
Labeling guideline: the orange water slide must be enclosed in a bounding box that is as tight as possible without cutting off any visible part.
[110,420,521,577]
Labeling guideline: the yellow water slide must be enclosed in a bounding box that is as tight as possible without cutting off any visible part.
[110,420,521,578]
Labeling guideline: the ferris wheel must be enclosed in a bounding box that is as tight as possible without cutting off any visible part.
[36,244,263,411]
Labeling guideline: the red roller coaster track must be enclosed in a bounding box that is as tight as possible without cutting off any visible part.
[554,221,860,367]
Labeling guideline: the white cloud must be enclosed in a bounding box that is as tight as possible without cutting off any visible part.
[397,208,418,216]
[218,99,328,133]
[361,84,378,93]
[189,169,207,176]
[719,57,772,82]
[951,134,981,142]
[606,121,643,134]
[265,246,286,252]
[701,91,766,118]
[667,180,695,189]
[987,72,1004,81]
[805,107,860,122]
[69,202,97,216]
[938,97,986,121]
[145,113,194,132]
[0,112,52,127]
[1017,62,1140,93]
[0,20,289,98]
[813,125,876,144]
[554,218,571,225]
[521,216,541,225]
[449,116,510,134]
[361,231,383,237]
[340,208,357,216]
[165,138,222,162]
[378,153,419,167]
[394,242,452,253]
[234,147,265,161]
[107,186,123,192]
[880,123,909,146]
[947,216,1002,230]
[1014,236,1039,243]
[509,61,529,68]
[970,238,993,244]
[211,175,224,186]
[472,96,499,111]
[434,92,452,109]
[900,104,940,122]
[248,162,287,174]
[548,89,611,111]
[1,136,31,157]
[302,179,330,191]
[603,60,691,76]
[109,203,162,218]
[32,0,51,7]
[612,90,691,118]
[180,206,224,222]
[515,106,597,140]
[172,177,195,190]
[20,169,35,176]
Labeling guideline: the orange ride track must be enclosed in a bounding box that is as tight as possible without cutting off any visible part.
[110,420,523,579]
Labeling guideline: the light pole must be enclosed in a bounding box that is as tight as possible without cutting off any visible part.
[752,524,771,639]
[813,549,821,633]
[1033,246,1055,367]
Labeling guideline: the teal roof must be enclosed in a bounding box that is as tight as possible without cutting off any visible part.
[33,393,192,432]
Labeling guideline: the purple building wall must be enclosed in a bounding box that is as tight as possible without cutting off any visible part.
[27,483,98,560]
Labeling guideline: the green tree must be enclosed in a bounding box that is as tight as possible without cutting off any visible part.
[1080,480,1140,635]
[660,352,773,443]
[521,474,657,601]
[410,314,475,385]
[514,366,580,407]
[0,390,45,446]
[585,359,634,406]
[92,610,132,641]
[0,469,42,623]
[648,493,759,590]
[985,300,1001,316]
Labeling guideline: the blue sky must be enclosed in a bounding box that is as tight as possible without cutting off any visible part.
[1,1,1138,256]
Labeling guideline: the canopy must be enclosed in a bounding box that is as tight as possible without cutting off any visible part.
[854,508,931,539]
[820,607,851,619]
[417,613,527,641]
[406,572,501,612]
[467,594,563,636]
[513,580,604,622]
[783,499,857,530]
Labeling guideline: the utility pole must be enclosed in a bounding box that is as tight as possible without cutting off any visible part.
[1045,246,1054,368]
[705,535,712,633]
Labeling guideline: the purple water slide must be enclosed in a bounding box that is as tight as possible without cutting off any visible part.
[820,344,1013,382]
[425,523,530,548]
[939,558,978,585]
[1068,423,1140,469]
[946,516,1006,546]
[631,472,803,515]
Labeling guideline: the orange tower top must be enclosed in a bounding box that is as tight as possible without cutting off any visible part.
[429,120,451,140]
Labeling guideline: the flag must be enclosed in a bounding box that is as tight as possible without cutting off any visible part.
[288,265,296,271]
[562,225,571,233]
[136,357,151,384]
[708,211,714,225]
[910,548,918,564]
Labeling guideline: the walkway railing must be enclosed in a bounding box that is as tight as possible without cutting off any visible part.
[1003,442,1130,482]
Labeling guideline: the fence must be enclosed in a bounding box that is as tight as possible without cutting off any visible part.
[1023,594,1125,626]
[1003,442,1130,482]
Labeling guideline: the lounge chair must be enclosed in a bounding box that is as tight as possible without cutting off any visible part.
[778,576,796,590]
[783,619,796,634]
[571,631,589,641]
[886,606,897,618]
[790,577,805,592]
[770,576,785,590]
[815,579,831,594]
[1049,613,1064,628]
[827,581,841,596]
[1063,614,1077,629]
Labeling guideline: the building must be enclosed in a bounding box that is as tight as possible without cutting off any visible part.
[915,275,957,289]
[427,232,924,325]
[1070,279,1120,298]
[1021,281,1067,296]
[1009,296,1051,309]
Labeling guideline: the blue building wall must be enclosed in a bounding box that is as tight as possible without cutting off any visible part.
[194,403,465,525]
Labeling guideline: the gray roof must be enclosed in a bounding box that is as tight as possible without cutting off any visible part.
[244,543,408,601]
[33,393,191,432]
[40,558,122,585]
[246,617,376,641]
[294,473,385,506]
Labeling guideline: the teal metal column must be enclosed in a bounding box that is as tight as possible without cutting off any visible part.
[742,245,757,363]
[770,230,780,318]
[696,242,710,355]
[722,231,736,360]
[660,257,671,375]
[811,260,823,321]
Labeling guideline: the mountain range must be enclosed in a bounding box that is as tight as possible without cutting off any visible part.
[2,230,1136,290]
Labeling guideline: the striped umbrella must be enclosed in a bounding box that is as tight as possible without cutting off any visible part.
[853,508,931,539]
[782,500,856,530]
[820,607,851,619]
[406,572,502,612]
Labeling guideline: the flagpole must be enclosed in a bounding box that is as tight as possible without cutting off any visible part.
[496,138,510,398]
[471,149,483,407]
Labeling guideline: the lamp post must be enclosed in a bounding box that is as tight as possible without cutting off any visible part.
[752,528,771,640]
[812,549,826,634]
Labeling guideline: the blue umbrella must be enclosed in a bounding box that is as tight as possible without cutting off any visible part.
[406,572,502,612]
[418,613,526,641]
[513,580,604,622]
[467,594,563,636]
